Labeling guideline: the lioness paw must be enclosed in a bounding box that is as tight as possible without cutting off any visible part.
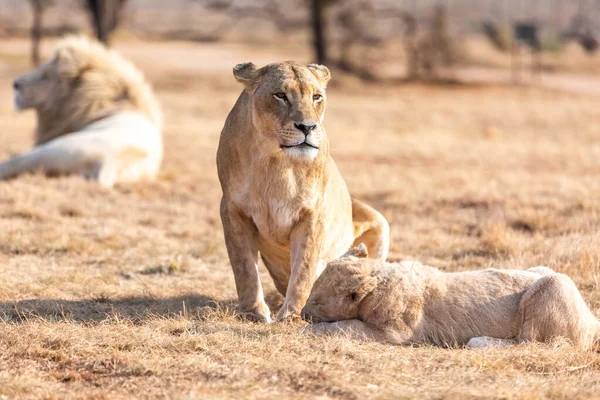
[240,305,272,324]
[276,304,302,322]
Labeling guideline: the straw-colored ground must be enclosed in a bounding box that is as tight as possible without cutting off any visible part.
[1,38,600,399]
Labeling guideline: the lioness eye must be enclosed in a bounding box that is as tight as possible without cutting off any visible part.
[274,93,287,102]
[350,292,357,301]
[313,94,323,103]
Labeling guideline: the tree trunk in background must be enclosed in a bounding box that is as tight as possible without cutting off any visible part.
[31,1,42,66]
[310,0,328,65]
[29,0,49,66]
[86,0,129,45]
[402,13,419,79]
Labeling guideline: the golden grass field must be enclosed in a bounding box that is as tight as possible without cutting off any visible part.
[1,38,600,399]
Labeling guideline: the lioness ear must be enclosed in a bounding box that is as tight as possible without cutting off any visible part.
[342,244,368,259]
[307,64,331,86]
[233,62,261,85]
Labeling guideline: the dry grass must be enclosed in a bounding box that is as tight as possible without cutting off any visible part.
[1,38,600,399]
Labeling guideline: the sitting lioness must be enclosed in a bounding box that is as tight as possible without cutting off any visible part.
[0,36,162,187]
[302,245,600,350]
[217,61,390,322]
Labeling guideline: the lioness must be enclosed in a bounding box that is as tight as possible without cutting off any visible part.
[217,61,389,322]
[0,36,162,187]
[302,245,600,350]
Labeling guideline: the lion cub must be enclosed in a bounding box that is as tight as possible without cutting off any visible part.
[302,245,600,350]
[217,62,389,322]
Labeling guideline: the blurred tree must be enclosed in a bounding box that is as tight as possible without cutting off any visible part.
[310,0,328,65]
[563,4,599,53]
[335,0,381,80]
[196,0,333,66]
[402,12,419,80]
[28,0,53,66]
[172,0,304,42]
[84,0,129,44]
[309,0,342,65]
[420,4,460,79]
[482,20,512,52]
[337,2,421,80]
[334,2,460,81]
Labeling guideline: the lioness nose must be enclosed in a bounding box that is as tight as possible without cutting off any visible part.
[294,123,317,136]
[13,80,21,90]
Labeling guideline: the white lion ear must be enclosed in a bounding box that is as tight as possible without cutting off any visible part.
[55,46,85,77]
[307,64,331,86]
[233,62,261,85]
[342,244,368,259]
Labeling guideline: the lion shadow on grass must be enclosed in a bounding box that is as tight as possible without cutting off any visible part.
[0,291,286,324]
[0,294,234,323]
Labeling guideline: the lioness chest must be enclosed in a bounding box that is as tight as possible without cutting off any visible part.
[231,165,321,247]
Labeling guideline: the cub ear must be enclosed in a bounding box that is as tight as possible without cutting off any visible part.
[233,62,261,85]
[307,63,331,86]
[342,243,368,259]
[349,274,377,302]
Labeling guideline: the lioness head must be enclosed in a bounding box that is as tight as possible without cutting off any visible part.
[301,244,377,323]
[233,61,331,161]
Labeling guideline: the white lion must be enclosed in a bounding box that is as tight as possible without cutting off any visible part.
[0,35,162,187]
[302,245,600,351]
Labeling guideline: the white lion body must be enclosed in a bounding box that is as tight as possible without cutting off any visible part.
[0,113,161,186]
[0,36,162,187]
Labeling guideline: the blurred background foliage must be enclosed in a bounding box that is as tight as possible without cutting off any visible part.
[1,0,600,82]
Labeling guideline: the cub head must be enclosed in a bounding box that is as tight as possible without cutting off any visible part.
[301,244,377,323]
[233,61,331,161]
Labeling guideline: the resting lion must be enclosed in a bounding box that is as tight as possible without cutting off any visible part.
[0,35,162,187]
[302,245,600,350]
[217,61,390,322]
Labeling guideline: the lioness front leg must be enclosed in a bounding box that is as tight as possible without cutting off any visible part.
[220,199,271,323]
[277,212,323,321]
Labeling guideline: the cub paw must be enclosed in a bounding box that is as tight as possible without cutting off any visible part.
[466,336,514,349]
[305,322,334,336]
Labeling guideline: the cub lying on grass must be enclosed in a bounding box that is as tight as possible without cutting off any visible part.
[302,245,600,350]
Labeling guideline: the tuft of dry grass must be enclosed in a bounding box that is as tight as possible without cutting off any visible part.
[479,219,516,258]
[1,38,600,399]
